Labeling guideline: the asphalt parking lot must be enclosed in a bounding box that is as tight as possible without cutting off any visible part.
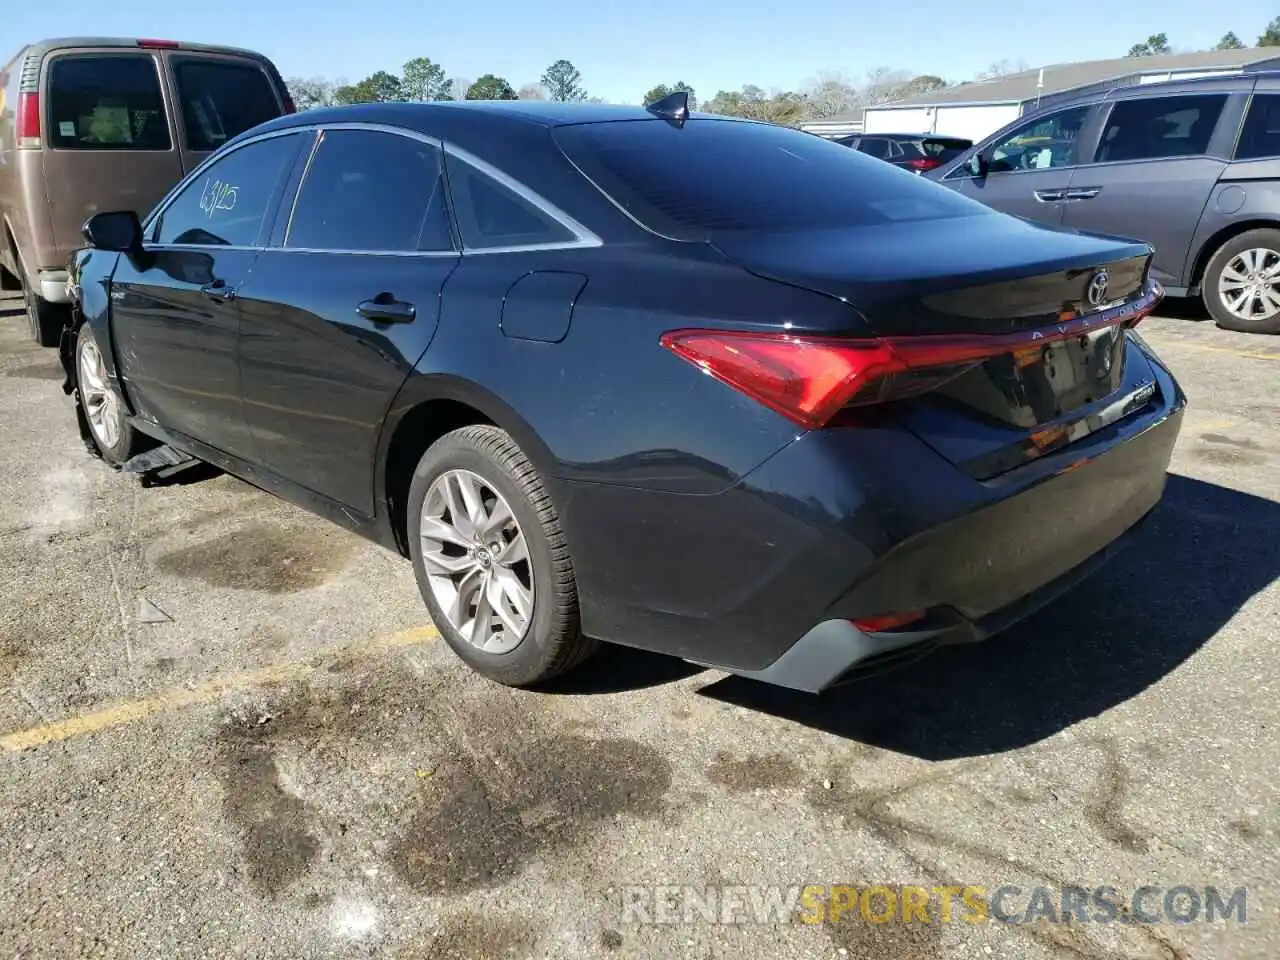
[0,289,1276,960]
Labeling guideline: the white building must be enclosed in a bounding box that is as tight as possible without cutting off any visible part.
[850,48,1280,143]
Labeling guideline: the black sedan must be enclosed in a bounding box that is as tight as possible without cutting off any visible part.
[61,98,1184,693]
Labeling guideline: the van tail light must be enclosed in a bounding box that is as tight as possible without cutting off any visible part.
[660,289,1160,429]
[136,38,181,49]
[16,92,40,146]
[282,91,298,114]
[907,157,943,172]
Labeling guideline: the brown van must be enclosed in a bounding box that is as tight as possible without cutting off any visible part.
[0,37,294,345]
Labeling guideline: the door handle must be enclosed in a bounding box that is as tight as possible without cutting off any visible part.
[1034,189,1066,203]
[1065,187,1102,200]
[200,278,237,303]
[357,295,416,324]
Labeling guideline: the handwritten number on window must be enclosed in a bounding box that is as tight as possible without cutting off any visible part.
[198,177,238,219]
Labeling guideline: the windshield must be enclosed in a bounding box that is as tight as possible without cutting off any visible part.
[554,118,993,239]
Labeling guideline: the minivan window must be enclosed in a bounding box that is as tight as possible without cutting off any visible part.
[173,58,281,152]
[46,55,170,151]
[1096,94,1228,163]
[554,119,990,237]
[286,130,454,253]
[154,134,300,247]
[984,105,1091,174]
[1235,94,1280,161]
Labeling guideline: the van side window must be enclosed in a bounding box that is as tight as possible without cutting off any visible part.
[1235,94,1280,161]
[47,55,170,151]
[154,134,300,247]
[983,106,1091,174]
[173,59,282,152]
[1096,94,1228,163]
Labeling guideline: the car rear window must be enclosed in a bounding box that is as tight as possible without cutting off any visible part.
[173,58,282,151]
[46,55,170,150]
[554,119,989,237]
[920,138,971,157]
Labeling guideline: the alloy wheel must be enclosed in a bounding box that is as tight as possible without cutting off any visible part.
[77,337,121,450]
[419,468,534,653]
[1218,247,1280,323]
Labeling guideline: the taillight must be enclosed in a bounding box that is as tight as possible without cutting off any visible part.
[853,611,926,632]
[16,92,40,146]
[137,38,181,49]
[907,157,942,172]
[660,290,1159,429]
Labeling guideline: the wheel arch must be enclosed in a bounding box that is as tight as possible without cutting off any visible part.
[377,374,562,557]
[1189,218,1280,292]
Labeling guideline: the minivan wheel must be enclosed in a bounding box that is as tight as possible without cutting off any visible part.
[407,425,598,687]
[1203,228,1280,334]
[74,324,145,465]
[24,285,68,348]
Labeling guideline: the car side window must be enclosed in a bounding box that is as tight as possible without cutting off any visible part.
[46,55,170,151]
[444,153,579,250]
[1234,94,1280,161]
[285,130,454,253]
[153,134,301,247]
[985,105,1091,174]
[1095,94,1228,163]
[857,137,891,159]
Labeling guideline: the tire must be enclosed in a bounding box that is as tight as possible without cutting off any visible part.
[74,323,147,465]
[1202,228,1280,334]
[407,425,598,687]
[24,282,68,348]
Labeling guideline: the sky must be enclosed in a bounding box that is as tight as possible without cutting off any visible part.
[3,0,1278,104]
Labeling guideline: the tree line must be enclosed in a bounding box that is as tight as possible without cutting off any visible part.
[285,18,1280,126]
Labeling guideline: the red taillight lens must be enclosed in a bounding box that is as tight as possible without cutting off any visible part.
[137,38,181,49]
[660,290,1160,429]
[853,611,926,632]
[16,92,40,145]
[908,157,943,172]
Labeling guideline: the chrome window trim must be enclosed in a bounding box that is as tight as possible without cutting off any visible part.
[140,118,604,256]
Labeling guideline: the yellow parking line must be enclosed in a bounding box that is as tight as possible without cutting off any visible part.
[1156,340,1280,362]
[1,624,439,754]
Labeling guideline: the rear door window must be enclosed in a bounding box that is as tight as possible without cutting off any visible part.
[285,130,454,252]
[154,133,302,246]
[172,57,283,152]
[554,118,990,237]
[1234,94,1280,160]
[46,55,170,150]
[1095,94,1228,163]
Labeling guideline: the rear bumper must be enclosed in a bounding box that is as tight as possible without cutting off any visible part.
[563,335,1185,689]
[39,269,71,304]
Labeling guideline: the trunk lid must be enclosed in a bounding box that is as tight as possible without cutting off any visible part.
[712,215,1162,479]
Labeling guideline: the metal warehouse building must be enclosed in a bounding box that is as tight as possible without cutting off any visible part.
[854,47,1280,142]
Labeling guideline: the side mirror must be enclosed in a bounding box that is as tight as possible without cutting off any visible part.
[969,151,990,179]
[82,211,143,253]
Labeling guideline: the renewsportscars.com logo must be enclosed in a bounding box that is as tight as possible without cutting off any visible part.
[619,884,1250,926]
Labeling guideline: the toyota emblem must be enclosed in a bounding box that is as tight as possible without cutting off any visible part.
[1086,269,1110,308]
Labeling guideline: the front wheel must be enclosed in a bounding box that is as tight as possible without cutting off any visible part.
[1202,228,1280,334]
[74,324,147,465]
[407,425,598,687]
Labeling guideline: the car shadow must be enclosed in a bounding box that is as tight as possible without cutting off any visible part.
[536,643,706,695]
[1157,296,1210,322]
[692,473,1277,760]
